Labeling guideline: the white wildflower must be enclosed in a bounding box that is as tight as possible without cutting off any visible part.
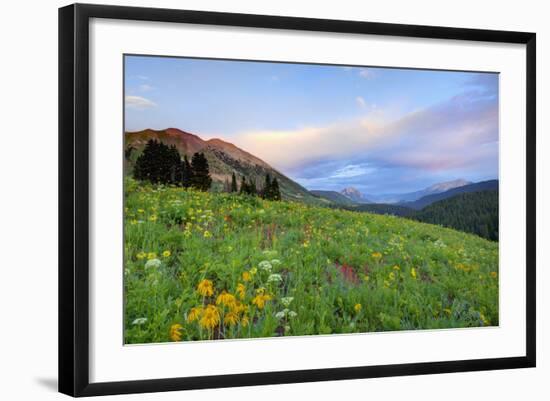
[280,297,294,307]
[259,260,273,272]
[267,273,283,283]
[145,258,162,268]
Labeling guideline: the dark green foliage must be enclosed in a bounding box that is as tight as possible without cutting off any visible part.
[134,139,177,184]
[262,173,272,199]
[231,172,238,192]
[353,203,413,216]
[260,173,281,201]
[190,152,212,191]
[271,178,281,201]
[239,176,247,194]
[181,155,192,188]
[133,140,211,191]
[167,145,183,185]
[411,190,498,241]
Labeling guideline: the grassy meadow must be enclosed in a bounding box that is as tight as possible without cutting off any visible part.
[124,177,499,344]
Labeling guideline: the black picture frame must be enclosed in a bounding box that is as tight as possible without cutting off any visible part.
[59,3,536,397]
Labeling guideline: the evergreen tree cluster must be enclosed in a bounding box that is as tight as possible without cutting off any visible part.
[411,190,498,241]
[132,139,211,191]
[233,172,281,200]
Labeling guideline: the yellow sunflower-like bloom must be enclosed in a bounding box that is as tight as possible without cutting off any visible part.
[169,323,183,341]
[162,250,171,258]
[242,271,252,282]
[410,267,417,280]
[231,301,248,315]
[354,303,362,313]
[216,291,237,308]
[252,293,272,310]
[197,279,214,297]
[187,306,203,323]
[199,305,220,330]
[371,252,382,259]
[224,311,239,326]
[241,315,249,327]
[236,283,246,299]
[136,251,147,260]
[147,252,157,260]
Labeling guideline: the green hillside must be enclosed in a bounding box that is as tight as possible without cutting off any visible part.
[124,178,499,344]
[412,190,498,241]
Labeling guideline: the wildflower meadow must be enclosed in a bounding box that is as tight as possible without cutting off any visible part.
[124,177,499,344]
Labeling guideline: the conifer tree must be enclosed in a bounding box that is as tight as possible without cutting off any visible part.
[239,176,247,194]
[263,173,272,199]
[190,152,212,191]
[181,155,192,188]
[231,172,238,192]
[271,177,281,200]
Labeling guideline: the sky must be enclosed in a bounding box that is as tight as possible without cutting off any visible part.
[125,55,499,195]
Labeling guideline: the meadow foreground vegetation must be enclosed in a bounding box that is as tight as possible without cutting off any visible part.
[124,178,499,344]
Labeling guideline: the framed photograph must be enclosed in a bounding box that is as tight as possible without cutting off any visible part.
[59,3,536,397]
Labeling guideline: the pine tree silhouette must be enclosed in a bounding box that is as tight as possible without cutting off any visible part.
[271,178,281,200]
[231,172,238,193]
[190,152,212,191]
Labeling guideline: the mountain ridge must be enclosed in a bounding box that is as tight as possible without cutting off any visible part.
[125,128,323,205]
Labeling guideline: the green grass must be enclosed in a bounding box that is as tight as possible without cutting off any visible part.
[124,178,499,344]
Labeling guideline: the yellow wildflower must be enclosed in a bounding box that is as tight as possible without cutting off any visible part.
[236,283,246,299]
[197,279,214,297]
[372,252,382,260]
[136,251,147,260]
[224,311,239,326]
[147,252,157,260]
[187,306,203,323]
[148,215,157,222]
[250,267,258,275]
[169,323,183,341]
[231,301,248,314]
[241,314,249,327]
[242,271,252,282]
[137,208,144,214]
[443,308,452,316]
[388,272,395,281]
[199,305,220,330]
[393,265,400,271]
[363,274,370,283]
[490,271,498,279]
[410,267,417,279]
[252,293,272,309]
[203,230,212,238]
[162,250,171,258]
[216,291,237,308]
[354,303,362,313]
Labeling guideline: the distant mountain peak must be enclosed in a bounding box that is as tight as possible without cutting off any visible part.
[340,187,369,203]
[426,179,471,193]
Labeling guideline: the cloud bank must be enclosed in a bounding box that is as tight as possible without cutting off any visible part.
[230,79,498,193]
[125,95,156,109]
